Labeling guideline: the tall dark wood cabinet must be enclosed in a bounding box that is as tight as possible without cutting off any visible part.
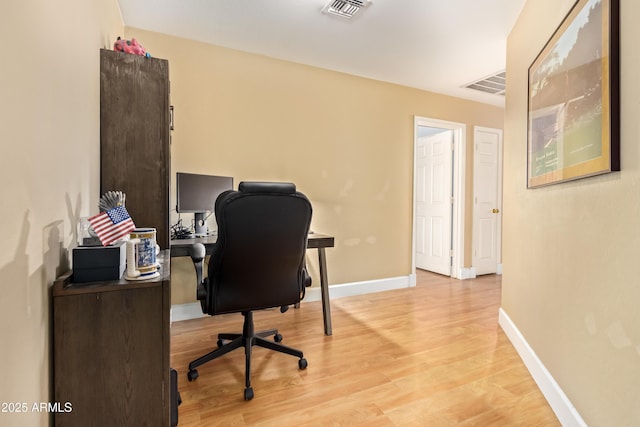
[100,49,171,249]
[53,252,172,426]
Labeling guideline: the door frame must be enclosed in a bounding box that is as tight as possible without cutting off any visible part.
[412,116,467,279]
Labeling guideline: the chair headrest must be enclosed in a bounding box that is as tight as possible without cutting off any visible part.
[238,181,296,194]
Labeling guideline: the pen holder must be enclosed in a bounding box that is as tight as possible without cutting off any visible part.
[126,228,160,280]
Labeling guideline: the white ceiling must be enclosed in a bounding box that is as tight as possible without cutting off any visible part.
[117,0,526,107]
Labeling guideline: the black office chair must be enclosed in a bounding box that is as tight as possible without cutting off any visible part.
[187,181,312,400]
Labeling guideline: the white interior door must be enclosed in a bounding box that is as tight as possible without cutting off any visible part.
[415,129,453,275]
[472,127,502,275]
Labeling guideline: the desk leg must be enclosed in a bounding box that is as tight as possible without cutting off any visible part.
[318,247,332,336]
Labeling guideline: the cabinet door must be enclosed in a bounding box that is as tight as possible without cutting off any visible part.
[54,286,165,426]
[100,49,170,249]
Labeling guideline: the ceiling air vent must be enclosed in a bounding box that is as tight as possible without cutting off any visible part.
[322,0,370,19]
[464,71,506,96]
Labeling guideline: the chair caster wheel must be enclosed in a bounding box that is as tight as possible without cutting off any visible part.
[298,358,308,370]
[244,387,254,400]
[274,333,283,342]
[187,369,199,381]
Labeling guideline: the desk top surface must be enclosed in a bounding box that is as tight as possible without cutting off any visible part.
[169,232,334,257]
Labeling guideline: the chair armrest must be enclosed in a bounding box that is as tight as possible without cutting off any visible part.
[190,243,207,300]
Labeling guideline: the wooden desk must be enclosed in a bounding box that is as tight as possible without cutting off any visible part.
[170,233,335,335]
[53,251,172,426]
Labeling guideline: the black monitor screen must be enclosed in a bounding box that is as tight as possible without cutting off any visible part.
[176,172,234,213]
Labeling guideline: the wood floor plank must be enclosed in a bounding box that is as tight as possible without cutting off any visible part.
[171,271,560,426]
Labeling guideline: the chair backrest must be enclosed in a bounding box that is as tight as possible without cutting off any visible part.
[205,182,312,315]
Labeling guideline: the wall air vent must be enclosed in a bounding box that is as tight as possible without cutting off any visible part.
[464,71,506,96]
[322,0,370,19]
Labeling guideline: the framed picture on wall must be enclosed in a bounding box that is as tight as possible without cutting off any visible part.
[527,0,619,188]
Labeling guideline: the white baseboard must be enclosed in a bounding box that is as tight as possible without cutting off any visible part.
[458,267,477,280]
[409,273,417,287]
[171,274,415,322]
[305,274,415,302]
[498,308,587,427]
[459,265,503,278]
[171,303,206,323]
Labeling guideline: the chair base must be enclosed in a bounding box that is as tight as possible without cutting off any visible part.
[187,311,307,400]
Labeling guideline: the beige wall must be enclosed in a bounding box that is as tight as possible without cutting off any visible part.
[124,28,504,305]
[0,1,123,426]
[503,0,640,425]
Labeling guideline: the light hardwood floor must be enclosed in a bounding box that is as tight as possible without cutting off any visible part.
[170,270,560,426]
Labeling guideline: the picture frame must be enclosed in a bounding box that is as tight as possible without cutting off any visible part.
[527,0,619,188]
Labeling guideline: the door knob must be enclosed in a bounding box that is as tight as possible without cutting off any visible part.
[492,208,500,213]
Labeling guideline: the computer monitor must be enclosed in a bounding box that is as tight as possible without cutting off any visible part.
[176,172,234,236]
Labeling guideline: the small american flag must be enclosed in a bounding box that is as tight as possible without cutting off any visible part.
[88,206,136,246]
